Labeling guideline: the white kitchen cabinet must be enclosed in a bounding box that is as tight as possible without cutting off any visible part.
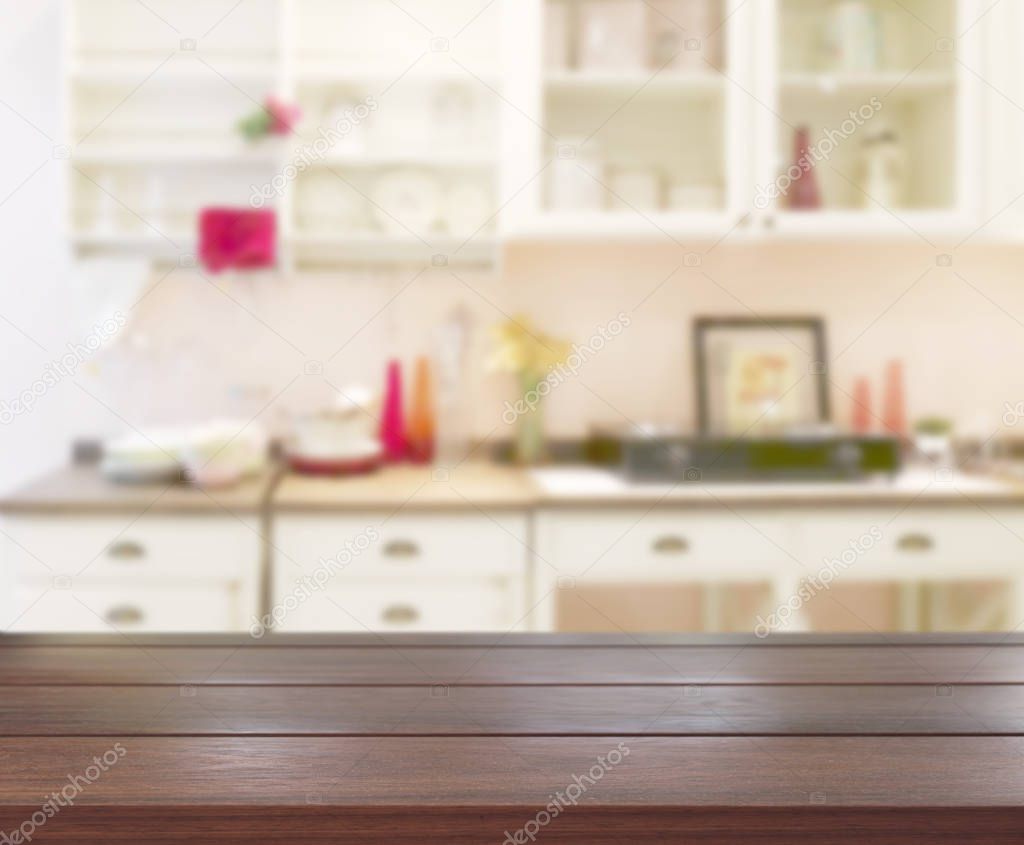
[754,0,985,239]
[0,515,261,632]
[502,0,754,240]
[533,505,1024,634]
[270,512,530,632]
[61,0,1024,258]
[504,0,1011,243]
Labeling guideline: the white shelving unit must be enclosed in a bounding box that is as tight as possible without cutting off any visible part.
[62,0,1023,265]
[64,0,505,268]
[505,0,1000,243]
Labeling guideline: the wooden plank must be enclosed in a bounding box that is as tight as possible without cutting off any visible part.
[1,684,1021,736]
[0,807,1021,845]
[1,736,1024,806]
[9,632,1024,646]
[5,644,1024,684]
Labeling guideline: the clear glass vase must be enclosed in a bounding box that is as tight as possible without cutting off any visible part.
[514,373,546,465]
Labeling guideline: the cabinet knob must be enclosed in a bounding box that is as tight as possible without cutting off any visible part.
[106,540,145,561]
[105,605,145,626]
[381,604,420,625]
[897,533,934,552]
[653,535,689,555]
[383,540,421,559]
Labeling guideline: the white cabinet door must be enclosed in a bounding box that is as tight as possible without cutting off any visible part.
[0,514,261,632]
[270,512,530,632]
[532,507,795,632]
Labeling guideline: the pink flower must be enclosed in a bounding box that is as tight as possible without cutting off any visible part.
[266,96,301,136]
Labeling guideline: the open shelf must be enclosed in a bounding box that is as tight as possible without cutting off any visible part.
[290,233,498,266]
[781,71,956,98]
[545,69,724,96]
[71,146,286,165]
[508,209,741,241]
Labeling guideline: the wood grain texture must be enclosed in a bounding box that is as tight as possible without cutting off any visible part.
[2,807,1024,845]
[3,634,1024,843]
[3,736,1024,806]
[5,642,1024,685]
[0,684,1021,735]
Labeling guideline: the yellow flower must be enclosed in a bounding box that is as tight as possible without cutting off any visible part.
[488,316,570,380]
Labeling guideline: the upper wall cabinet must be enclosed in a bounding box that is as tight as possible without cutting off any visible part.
[502,0,753,240]
[503,0,1006,244]
[755,0,985,240]
[62,0,1024,264]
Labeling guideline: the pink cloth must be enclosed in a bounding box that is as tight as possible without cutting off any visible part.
[199,208,276,272]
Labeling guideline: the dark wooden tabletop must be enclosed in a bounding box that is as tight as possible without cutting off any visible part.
[3,633,1024,843]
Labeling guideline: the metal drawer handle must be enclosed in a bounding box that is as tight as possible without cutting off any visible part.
[107,540,145,561]
[653,535,690,555]
[381,604,420,625]
[897,533,934,553]
[383,540,421,559]
[105,604,145,626]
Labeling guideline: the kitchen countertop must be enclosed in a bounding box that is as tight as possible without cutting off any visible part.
[0,465,273,515]
[2,632,1024,843]
[272,461,541,511]
[3,462,1024,514]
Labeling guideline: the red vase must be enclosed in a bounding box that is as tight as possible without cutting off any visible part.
[788,127,822,211]
[379,360,407,462]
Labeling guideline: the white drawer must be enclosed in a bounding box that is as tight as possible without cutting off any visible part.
[274,513,529,578]
[3,515,260,584]
[801,508,1024,578]
[535,509,795,581]
[273,579,518,632]
[7,582,241,632]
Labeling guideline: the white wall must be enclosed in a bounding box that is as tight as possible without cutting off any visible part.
[0,0,111,493]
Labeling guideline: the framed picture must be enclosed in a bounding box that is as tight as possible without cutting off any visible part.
[694,317,830,436]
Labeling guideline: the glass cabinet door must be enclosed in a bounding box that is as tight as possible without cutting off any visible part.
[507,0,751,238]
[760,0,981,233]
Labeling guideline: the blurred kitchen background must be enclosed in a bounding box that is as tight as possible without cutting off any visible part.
[3,0,1024,636]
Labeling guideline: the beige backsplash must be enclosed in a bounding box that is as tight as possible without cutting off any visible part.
[107,241,1024,443]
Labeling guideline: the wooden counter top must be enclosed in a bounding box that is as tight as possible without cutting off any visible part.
[5,462,1024,515]
[0,466,272,515]
[272,461,542,511]
[3,633,1024,843]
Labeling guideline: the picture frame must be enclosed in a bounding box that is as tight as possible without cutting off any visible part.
[694,317,830,436]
